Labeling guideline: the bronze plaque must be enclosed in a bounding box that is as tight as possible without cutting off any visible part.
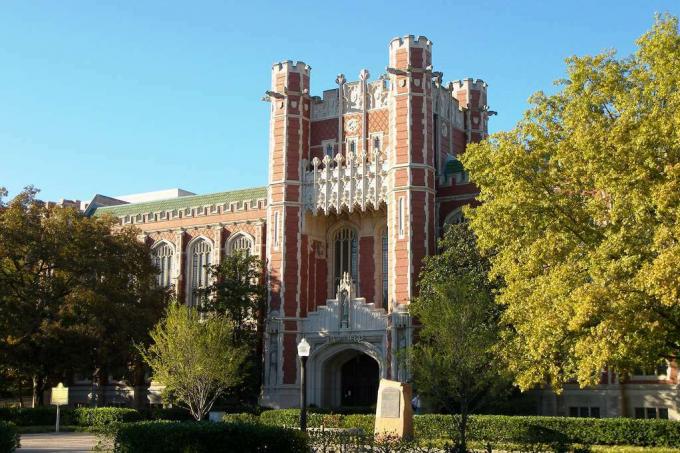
[380,388,400,418]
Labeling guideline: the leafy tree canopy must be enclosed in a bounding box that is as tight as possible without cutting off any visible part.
[140,303,247,420]
[198,250,266,405]
[0,187,167,403]
[461,15,680,390]
[410,222,509,450]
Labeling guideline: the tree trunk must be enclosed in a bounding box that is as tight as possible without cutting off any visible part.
[32,375,46,407]
[97,369,106,406]
[18,377,24,408]
[459,397,469,453]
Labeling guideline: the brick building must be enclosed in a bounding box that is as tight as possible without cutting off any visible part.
[87,35,678,419]
[90,35,484,410]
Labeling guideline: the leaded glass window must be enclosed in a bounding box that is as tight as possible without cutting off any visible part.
[152,243,174,288]
[334,228,358,290]
[229,234,253,256]
[189,239,212,306]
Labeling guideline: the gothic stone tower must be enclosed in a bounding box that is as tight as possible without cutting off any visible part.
[262,36,489,408]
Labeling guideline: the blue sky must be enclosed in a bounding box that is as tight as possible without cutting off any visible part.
[1,1,678,202]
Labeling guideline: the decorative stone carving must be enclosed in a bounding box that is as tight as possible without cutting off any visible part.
[346,118,359,133]
[367,79,389,110]
[359,68,370,81]
[343,82,362,113]
[302,149,388,215]
[302,274,388,334]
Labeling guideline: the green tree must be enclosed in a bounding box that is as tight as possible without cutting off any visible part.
[198,250,266,404]
[461,15,680,391]
[140,303,247,420]
[0,187,166,405]
[408,222,507,451]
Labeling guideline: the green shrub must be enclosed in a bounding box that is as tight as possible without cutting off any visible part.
[112,421,307,453]
[221,413,260,424]
[463,415,680,446]
[0,406,142,432]
[342,414,375,434]
[71,408,142,432]
[0,421,19,453]
[255,410,680,447]
[0,407,62,426]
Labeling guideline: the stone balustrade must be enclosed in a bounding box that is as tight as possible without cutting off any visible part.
[302,150,388,214]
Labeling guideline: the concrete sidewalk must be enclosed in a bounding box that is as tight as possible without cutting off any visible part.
[17,432,101,452]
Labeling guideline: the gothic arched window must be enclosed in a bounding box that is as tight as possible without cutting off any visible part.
[444,209,464,229]
[188,238,212,306]
[152,242,174,288]
[334,227,358,289]
[229,233,254,256]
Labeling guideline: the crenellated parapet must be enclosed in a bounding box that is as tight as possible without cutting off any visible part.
[450,78,488,109]
[388,34,432,53]
[271,60,310,76]
[451,78,491,140]
[301,149,388,215]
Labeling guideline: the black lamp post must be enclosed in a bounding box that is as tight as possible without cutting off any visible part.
[297,337,311,432]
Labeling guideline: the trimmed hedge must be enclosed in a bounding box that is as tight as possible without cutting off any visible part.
[0,407,140,430]
[0,421,19,453]
[257,409,680,447]
[0,407,58,426]
[70,408,142,432]
[112,421,307,453]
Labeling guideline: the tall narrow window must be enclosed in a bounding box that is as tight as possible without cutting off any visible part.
[381,229,388,306]
[188,239,212,307]
[398,197,405,238]
[433,114,439,173]
[373,136,381,152]
[152,243,174,288]
[334,228,358,290]
[273,212,280,248]
[322,140,335,158]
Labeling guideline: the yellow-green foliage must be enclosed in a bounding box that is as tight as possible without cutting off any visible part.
[462,15,680,390]
[140,304,247,421]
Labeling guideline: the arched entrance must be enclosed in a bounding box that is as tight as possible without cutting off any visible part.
[309,343,383,409]
[340,354,379,407]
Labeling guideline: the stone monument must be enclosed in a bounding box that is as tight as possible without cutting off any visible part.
[374,378,413,439]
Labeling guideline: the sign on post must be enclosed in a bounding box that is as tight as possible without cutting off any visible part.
[51,383,69,433]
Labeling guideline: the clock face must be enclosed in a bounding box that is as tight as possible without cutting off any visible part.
[347,118,359,133]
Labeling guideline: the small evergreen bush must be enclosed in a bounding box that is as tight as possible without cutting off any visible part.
[112,420,307,453]
[255,410,680,447]
[71,407,141,432]
[221,413,259,424]
[0,421,19,453]
[0,407,140,431]
[0,407,60,426]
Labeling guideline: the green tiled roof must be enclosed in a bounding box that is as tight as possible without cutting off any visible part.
[94,186,267,218]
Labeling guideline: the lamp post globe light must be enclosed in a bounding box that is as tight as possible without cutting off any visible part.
[297,337,311,432]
